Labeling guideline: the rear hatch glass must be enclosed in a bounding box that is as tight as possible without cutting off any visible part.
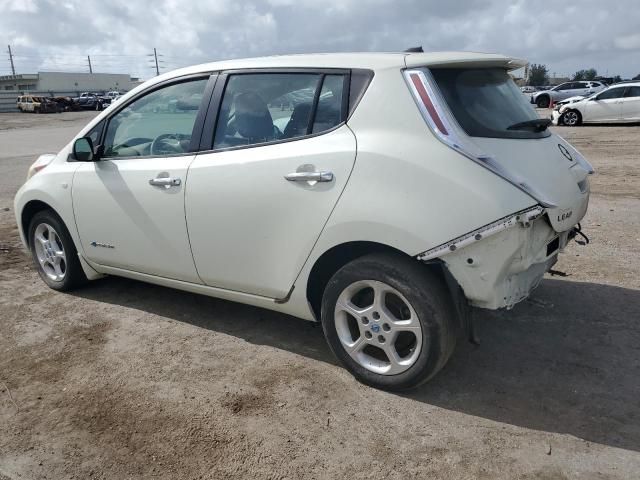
[430,68,550,139]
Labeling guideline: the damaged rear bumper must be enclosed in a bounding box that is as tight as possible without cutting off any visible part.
[417,206,569,310]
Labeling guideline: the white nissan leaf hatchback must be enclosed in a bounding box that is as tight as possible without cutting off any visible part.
[14,52,592,390]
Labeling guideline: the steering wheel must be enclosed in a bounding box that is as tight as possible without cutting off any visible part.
[150,133,184,156]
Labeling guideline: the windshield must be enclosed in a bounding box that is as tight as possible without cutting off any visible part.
[430,67,550,139]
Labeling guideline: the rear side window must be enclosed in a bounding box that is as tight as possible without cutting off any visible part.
[312,75,346,133]
[213,72,346,149]
[430,68,549,139]
[625,86,640,98]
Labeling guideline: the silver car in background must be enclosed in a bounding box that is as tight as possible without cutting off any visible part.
[531,81,606,108]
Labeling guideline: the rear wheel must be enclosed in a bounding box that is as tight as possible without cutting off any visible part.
[561,109,582,126]
[28,210,87,291]
[321,253,457,391]
[536,95,550,108]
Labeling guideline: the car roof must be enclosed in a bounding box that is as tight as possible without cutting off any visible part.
[153,51,526,79]
[120,51,526,102]
[609,81,640,87]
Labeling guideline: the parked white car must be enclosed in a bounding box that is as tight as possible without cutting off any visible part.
[531,81,606,108]
[14,52,593,390]
[552,82,640,126]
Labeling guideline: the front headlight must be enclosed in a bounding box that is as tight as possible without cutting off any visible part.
[27,154,56,180]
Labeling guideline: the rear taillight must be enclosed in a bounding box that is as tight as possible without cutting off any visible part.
[409,73,448,135]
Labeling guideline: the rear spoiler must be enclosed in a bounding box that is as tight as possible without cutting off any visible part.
[404,52,527,71]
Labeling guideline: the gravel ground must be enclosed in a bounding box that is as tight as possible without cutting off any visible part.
[0,110,639,479]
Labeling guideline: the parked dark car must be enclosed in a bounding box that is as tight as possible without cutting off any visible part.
[51,96,80,112]
[72,92,108,111]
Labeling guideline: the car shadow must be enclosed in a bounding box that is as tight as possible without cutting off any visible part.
[72,276,640,452]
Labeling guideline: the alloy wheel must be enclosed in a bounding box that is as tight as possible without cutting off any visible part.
[33,223,67,282]
[334,280,424,375]
[563,111,579,126]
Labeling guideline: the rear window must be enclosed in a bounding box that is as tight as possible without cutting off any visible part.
[430,68,550,139]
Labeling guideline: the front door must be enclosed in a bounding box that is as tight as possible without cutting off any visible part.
[73,76,211,283]
[186,72,356,298]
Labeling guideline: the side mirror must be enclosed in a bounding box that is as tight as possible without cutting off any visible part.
[73,137,97,161]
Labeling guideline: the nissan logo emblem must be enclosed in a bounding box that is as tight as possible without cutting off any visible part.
[558,144,573,162]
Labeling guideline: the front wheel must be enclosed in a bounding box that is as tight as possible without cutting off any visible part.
[321,253,457,391]
[561,109,582,126]
[28,210,88,291]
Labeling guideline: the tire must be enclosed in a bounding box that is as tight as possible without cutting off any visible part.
[28,210,88,291]
[536,95,550,109]
[561,109,582,126]
[320,252,457,391]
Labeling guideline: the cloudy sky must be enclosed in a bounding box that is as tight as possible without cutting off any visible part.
[1,0,639,81]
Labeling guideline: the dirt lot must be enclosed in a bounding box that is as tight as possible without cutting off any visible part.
[0,110,639,479]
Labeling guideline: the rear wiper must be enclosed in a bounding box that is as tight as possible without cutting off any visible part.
[507,118,552,132]
[507,118,553,132]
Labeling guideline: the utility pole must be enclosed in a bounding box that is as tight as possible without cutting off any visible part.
[153,48,159,76]
[87,55,93,74]
[7,44,16,75]
[147,48,163,76]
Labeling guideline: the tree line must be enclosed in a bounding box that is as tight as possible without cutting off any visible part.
[527,64,639,86]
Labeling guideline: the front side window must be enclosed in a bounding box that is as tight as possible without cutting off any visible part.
[555,83,571,91]
[86,120,105,146]
[102,78,208,158]
[596,87,626,100]
[213,72,345,149]
[430,67,549,139]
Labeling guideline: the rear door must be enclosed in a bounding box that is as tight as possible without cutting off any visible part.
[621,86,640,121]
[585,86,626,121]
[186,71,356,298]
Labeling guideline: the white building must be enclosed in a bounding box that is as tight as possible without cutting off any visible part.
[0,71,141,94]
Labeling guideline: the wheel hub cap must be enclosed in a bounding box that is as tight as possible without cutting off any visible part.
[334,280,424,375]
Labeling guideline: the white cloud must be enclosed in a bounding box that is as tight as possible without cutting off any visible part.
[0,0,638,80]
[615,33,640,50]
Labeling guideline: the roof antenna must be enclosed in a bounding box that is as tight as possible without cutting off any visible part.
[404,46,424,53]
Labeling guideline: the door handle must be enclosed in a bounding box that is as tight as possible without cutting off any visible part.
[149,177,181,188]
[284,171,334,182]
